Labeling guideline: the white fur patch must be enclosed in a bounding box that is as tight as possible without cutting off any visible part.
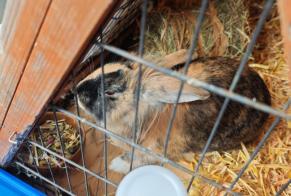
[109,156,130,174]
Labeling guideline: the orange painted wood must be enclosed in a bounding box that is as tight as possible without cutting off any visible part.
[0,0,51,127]
[278,0,291,86]
[0,0,115,165]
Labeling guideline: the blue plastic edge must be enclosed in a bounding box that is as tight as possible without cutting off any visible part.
[0,168,46,196]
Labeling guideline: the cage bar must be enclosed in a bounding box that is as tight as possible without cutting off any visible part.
[0,0,289,195]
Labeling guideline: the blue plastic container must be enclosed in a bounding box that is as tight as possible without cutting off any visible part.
[0,168,46,196]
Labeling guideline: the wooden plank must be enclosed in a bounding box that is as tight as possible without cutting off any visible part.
[0,0,51,127]
[278,0,291,86]
[0,0,115,166]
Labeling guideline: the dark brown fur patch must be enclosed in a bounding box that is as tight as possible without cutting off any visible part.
[180,57,271,152]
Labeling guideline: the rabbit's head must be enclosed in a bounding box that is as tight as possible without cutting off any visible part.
[76,50,210,133]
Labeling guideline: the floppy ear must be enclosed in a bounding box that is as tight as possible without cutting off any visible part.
[131,49,197,70]
[156,49,198,69]
[143,74,210,104]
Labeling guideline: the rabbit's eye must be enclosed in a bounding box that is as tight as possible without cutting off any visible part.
[105,90,115,96]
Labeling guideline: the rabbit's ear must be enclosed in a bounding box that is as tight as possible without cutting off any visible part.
[156,49,198,69]
[143,74,210,104]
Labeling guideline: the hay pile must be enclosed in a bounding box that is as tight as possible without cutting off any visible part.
[140,0,249,58]
[134,1,290,195]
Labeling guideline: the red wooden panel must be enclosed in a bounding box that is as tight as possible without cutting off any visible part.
[0,0,115,165]
[278,0,291,86]
[0,0,51,127]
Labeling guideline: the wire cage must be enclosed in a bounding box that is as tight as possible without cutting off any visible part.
[6,0,291,195]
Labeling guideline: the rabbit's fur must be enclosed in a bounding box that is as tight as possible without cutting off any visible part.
[76,50,271,173]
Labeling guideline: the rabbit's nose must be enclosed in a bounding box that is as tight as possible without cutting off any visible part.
[76,79,94,94]
[76,79,98,102]
[77,94,90,105]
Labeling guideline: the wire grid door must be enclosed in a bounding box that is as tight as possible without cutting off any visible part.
[10,0,291,195]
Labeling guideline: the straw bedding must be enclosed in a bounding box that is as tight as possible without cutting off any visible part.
[132,0,290,195]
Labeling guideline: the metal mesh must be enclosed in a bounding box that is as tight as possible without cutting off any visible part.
[9,0,290,195]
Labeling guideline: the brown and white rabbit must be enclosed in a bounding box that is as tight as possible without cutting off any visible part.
[76,50,271,173]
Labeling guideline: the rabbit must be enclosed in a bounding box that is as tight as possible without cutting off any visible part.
[76,49,271,174]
